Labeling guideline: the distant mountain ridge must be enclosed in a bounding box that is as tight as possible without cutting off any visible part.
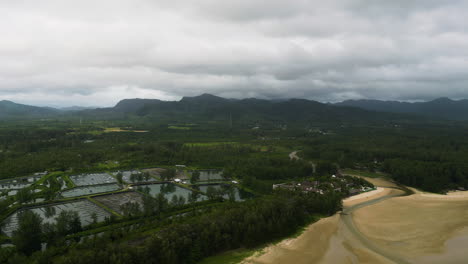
[60,106,97,111]
[335,98,468,120]
[78,94,420,126]
[0,100,59,119]
[2,95,468,123]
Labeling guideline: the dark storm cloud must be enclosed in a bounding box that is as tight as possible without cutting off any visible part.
[0,0,467,106]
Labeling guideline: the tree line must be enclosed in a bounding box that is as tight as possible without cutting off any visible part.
[1,190,342,263]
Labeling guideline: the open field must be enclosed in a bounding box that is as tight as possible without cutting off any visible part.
[184,142,237,147]
[342,169,388,179]
[168,126,191,130]
[199,248,257,264]
[103,127,149,133]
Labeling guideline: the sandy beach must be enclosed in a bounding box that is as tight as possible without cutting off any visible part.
[354,192,468,263]
[343,187,387,206]
[243,177,468,264]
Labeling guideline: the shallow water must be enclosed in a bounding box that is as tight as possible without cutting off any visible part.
[197,184,253,201]
[0,176,41,190]
[190,170,224,182]
[113,170,154,183]
[138,183,207,202]
[2,200,111,237]
[59,184,121,198]
[70,173,117,186]
[93,192,144,214]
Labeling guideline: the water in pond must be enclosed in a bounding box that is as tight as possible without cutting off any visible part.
[113,170,154,183]
[70,173,117,186]
[59,184,121,198]
[0,176,41,190]
[190,170,224,182]
[137,183,206,202]
[2,200,111,237]
[93,192,144,214]
[197,184,253,201]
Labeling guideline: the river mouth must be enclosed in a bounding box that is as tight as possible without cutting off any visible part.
[243,177,468,264]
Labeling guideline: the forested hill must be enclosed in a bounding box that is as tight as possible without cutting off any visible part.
[335,97,468,120]
[0,100,59,119]
[1,94,449,125]
[81,93,418,125]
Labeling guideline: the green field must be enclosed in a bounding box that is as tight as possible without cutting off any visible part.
[342,169,387,178]
[168,126,191,130]
[198,248,257,264]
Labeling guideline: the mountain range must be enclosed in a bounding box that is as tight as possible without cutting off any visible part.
[81,93,407,125]
[1,94,467,123]
[0,100,59,119]
[335,98,468,120]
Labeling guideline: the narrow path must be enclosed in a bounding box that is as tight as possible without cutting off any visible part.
[289,150,316,172]
[289,151,300,160]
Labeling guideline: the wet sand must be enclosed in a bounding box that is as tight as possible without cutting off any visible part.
[343,187,388,206]
[242,214,393,264]
[243,179,399,264]
[354,192,468,263]
[244,177,468,264]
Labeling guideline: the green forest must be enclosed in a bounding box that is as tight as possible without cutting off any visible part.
[1,111,468,263]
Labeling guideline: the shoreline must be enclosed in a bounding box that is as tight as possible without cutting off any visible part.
[242,185,393,264]
[343,187,386,206]
[243,175,468,264]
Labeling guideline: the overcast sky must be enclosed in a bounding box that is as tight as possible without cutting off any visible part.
[1,0,468,107]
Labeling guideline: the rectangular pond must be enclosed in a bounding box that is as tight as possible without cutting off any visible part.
[70,173,117,186]
[136,183,207,202]
[0,176,41,190]
[112,170,154,183]
[58,184,121,198]
[196,184,253,201]
[1,199,111,237]
[189,170,225,182]
[93,192,144,215]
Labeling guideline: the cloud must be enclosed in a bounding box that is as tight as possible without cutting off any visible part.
[0,0,467,106]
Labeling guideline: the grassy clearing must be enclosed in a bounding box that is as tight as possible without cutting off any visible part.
[73,127,149,135]
[104,127,149,133]
[95,161,121,170]
[184,142,237,147]
[198,248,257,264]
[168,126,191,130]
[342,168,387,178]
